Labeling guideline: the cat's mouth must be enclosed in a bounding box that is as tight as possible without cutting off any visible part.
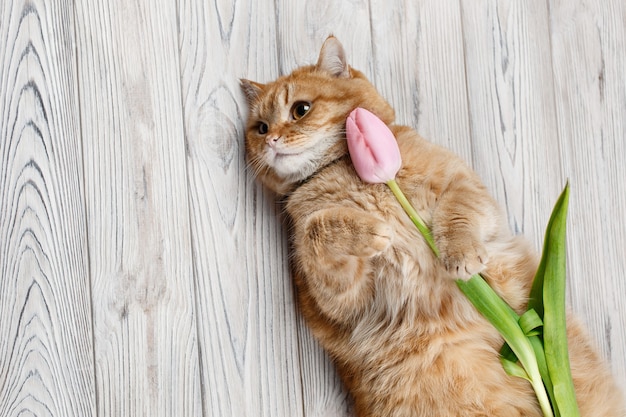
[266,147,310,179]
[265,132,344,181]
[274,151,302,160]
[267,145,304,160]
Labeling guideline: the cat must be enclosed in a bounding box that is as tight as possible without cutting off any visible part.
[241,36,625,417]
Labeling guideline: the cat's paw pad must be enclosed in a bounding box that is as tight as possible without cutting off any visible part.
[439,240,489,280]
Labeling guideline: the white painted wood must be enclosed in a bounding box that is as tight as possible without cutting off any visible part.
[272,3,380,415]
[0,0,96,415]
[73,0,201,415]
[178,0,307,415]
[461,0,564,247]
[462,0,625,393]
[275,0,374,76]
[370,0,474,163]
[0,1,624,416]
[549,0,626,392]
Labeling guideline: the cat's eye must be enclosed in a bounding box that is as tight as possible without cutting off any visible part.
[291,102,311,120]
[258,122,269,135]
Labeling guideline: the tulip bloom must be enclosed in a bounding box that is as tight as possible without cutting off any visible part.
[345,107,568,417]
[346,108,401,184]
[346,108,438,254]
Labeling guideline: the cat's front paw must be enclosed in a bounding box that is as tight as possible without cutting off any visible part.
[305,211,393,259]
[437,236,489,280]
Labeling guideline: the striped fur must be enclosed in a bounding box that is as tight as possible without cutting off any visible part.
[242,36,625,416]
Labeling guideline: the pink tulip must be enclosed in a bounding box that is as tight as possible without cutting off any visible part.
[346,107,438,255]
[346,108,402,184]
[345,108,562,416]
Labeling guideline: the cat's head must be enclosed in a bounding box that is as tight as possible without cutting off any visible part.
[241,36,395,195]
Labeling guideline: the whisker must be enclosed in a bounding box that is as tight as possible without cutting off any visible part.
[242,154,267,185]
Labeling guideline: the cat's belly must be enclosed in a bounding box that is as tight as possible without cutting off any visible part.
[336,321,541,417]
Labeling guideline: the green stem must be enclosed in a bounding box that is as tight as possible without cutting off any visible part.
[457,276,554,417]
[529,335,559,417]
[386,179,439,256]
[386,178,554,417]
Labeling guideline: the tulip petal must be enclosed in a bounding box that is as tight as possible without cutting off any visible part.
[346,108,401,184]
[346,116,379,183]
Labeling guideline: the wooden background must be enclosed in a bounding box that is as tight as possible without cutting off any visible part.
[0,0,624,415]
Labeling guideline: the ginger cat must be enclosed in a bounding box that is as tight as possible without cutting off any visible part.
[241,36,625,417]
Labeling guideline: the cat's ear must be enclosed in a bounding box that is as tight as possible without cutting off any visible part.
[240,79,265,105]
[316,36,350,78]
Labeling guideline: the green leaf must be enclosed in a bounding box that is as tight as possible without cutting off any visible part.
[539,183,580,417]
[529,242,547,319]
[457,276,554,417]
[529,335,560,417]
[501,357,531,382]
[500,342,518,363]
[519,309,543,336]
[384,177,559,417]
[501,335,559,416]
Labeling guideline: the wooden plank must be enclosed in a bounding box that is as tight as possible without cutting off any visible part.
[462,0,625,392]
[370,0,473,163]
[272,3,380,415]
[275,1,374,77]
[460,0,564,247]
[0,0,96,415]
[549,0,626,391]
[178,0,306,415]
[73,0,201,415]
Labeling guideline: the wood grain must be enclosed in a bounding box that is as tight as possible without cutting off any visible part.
[275,0,374,77]
[0,1,623,415]
[0,0,95,416]
[178,0,306,415]
[73,0,201,415]
[461,0,564,247]
[272,2,382,415]
[463,0,625,393]
[370,0,474,163]
[549,0,626,391]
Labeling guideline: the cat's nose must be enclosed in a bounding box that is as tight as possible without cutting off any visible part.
[266,134,280,147]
